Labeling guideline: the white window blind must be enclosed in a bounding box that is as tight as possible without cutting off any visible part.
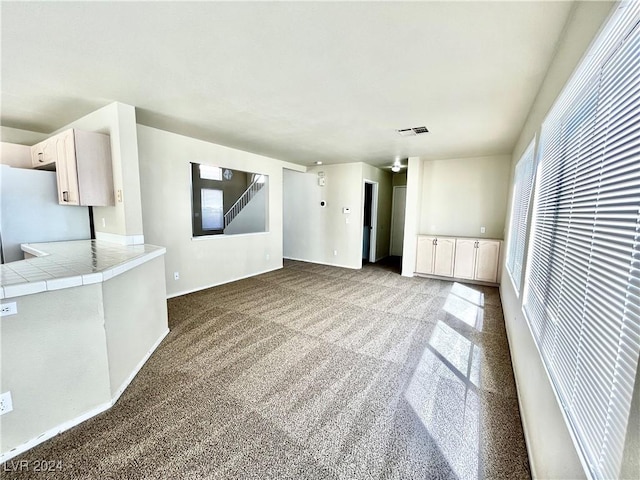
[506,140,536,293]
[523,2,640,479]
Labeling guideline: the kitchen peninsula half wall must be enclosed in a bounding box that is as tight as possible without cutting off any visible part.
[0,240,168,462]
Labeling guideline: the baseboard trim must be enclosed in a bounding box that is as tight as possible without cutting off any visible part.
[0,329,169,464]
[283,256,360,270]
[166,266,283,299]
[414,272,499,287]
[0,401,113,464]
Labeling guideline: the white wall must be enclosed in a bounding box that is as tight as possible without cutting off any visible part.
[284,163,363,269]
[401,156,422,277]
[0,142,31,169]
[499,2,617,479]
[224,186,267,235]
[283,169,320,263]
[103,256,168,396]
[137,124,303,297]
[284,162,392,269]
[0,126,46,146]
[419,155,511,239]
[0,284,112,456]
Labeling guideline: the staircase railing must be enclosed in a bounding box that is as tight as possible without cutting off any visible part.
[224,177,265,227]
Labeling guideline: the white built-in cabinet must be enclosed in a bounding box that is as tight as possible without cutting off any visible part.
[415,236,456,277]
[31,129,114,206]
[453,239,501,283]
[416,235,501,284]
[452,239,476,279]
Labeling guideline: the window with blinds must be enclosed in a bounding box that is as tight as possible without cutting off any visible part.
[506,140,536,294]
[522,2,640,479]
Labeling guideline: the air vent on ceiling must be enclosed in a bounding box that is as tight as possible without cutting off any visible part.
[397,126,429,137]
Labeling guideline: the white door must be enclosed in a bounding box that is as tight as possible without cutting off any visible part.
[475,240,501,283]
[433,237,456,277]
[453,239,476,279]
[390,186,407,256]
[415,236,435,274]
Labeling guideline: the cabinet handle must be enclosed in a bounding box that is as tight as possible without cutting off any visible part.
[434,239,438,246]
[63,191,69,202]
[38,153,44,163]
[475,241,479,248]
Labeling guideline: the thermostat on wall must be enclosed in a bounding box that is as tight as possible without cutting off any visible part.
[343,207,350,214]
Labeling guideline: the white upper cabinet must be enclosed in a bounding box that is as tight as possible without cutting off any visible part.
[34,129,114,207]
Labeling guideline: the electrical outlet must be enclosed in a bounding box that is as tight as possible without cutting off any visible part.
[0,302,17,317]
[480,226,486,234]
[266,253,270,260]
[333,250,338,256]
[0,391,13,415]
[173,272,180,280]
[101,218,106,228]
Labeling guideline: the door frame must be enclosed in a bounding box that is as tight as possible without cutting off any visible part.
[389,185,407,256]
[361,179,379,265]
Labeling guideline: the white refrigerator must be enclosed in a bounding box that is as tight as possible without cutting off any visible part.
[0,164,91,263]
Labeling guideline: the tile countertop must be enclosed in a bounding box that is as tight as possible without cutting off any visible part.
[0,240,166,299]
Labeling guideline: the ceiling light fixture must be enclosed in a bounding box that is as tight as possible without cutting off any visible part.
[391,158,403,173]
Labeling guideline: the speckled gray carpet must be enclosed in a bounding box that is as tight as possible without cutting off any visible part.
[1,259,530,479]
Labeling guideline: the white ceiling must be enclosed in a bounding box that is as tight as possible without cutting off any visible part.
[1,1,575,167]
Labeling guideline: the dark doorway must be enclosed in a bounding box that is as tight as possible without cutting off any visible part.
[363,182,373,263]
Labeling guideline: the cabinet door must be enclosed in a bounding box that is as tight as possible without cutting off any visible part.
[415,236,435,274]
[433,237,456,277]
[453,239,476,279]
[73,129,114,206]
[55,130,80,205]
[31,139,56,169]
[474,240,501,283]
